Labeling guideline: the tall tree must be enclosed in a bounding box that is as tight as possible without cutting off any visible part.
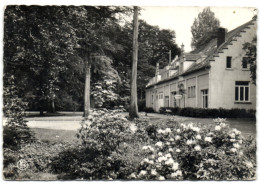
[191,7,220,50]
[129,6,139,119]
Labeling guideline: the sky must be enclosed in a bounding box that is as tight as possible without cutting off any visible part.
[140,7,256,52]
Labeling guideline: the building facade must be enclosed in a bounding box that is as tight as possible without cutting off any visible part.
[145,18,257,112]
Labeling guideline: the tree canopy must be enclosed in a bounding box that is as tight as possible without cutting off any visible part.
[4,5,180,113]
[191,7,220,50]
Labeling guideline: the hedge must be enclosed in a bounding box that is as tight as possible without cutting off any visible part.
[159,107,255,118]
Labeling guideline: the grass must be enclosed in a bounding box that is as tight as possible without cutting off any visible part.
[28,112,256,143]
[31,128,79,144]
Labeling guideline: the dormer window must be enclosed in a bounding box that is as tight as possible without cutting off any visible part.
[226,56,232,69]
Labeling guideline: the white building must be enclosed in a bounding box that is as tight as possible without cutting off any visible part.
[145,18,257,112]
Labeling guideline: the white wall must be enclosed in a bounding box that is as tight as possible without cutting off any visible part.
[210,21,256,109]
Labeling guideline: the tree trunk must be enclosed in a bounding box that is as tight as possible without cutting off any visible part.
[51,99,55,113]
[84,60,91,118]
[129,6,139,120]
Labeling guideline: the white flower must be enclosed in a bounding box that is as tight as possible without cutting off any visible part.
[169,148,174,152]
[172,162,179,171]
[149,160,154,165]
[187,123,194,129]
[165,153,171,158]
[158,176,165,180]
[176,129,181,133]
[130,173,136,178]
[194,145,201,151]
[238,140,243,144]
[220,122,227,127]
[170,172,177,178]
[175,135,181,140]
[169,138,175,142]
[195,134,201,140]
[215,125,221,131]
[230,148,237,153]
[139,170,147,176]
[151,169,157,176]
[176,170,182,176]
[233,143,240,149]
[165,128,172,133]
[187,139,194,145]
[176,149,181,153]
[230,139,236,142]
[155,141,163,148]
[165,158,174,165]
[158,129,164,134]
[230,133,236,139]
[158,152,163,156]
[233,128,241,135]
[142,146,148,150]
[205,137,212,143]
[245,161,253,168]
[192,127,200,132]
[158,156,167,162]
[143,158,150,163]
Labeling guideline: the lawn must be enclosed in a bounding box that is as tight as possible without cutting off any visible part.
[27,111,256,143]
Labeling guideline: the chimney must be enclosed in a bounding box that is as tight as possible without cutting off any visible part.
[181,43,185,53]
[217,28,226,47]
[155,62,160,76]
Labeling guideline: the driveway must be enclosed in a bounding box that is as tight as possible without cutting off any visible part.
[8,111,255,137]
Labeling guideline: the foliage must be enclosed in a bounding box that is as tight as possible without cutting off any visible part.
[3,110,256,180]
[143,107,155,113]
[3,75,34,150]
[50,109,137,179]
[243,36,257,85]
[111,19,181,100]
[91,56,121,108]
[3,141,77,180]
[191,7,220,50]
[159,107,255,118]
[4,6,131,113]
[132,118,256,180]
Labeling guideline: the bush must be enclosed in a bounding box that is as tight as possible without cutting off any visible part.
[131,118,256,180]
[158,107,256,119]
[51,109,136,180]
[143,107,155,113]
[138,99,146,112]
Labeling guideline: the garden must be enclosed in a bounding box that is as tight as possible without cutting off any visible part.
[3,107,256,180]
[3,5,257,181]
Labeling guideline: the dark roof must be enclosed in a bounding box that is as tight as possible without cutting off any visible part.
[146,18,256,87]
[192,19,256,56]
[184,53,201,61]
[181,19,256,76]
[146,71,179,89]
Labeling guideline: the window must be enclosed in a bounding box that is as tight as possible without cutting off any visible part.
[165,96,169,107]
[172,92,177,107]
[151,95,153,104]
[188,86,196,98]
[242,57,248,69]
[226,56,232,69]
[158,92,163,99]
[235,81,249,102]
[201,89,208,108]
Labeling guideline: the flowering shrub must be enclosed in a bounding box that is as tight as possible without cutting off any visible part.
[132,118,256,180]
[51,109,137,180]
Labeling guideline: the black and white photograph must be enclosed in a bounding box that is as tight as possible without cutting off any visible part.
[1,0,258,181]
